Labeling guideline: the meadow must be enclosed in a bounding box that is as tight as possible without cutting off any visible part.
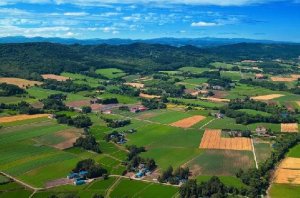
[95,68,126,79]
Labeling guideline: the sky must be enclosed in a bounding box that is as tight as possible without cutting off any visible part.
[0,0,299,41]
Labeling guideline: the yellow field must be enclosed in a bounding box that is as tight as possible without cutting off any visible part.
[0,114,50,123]
[274,157,300,184]
[201,97,230,102]
[170,115,206,128]
[0,77,42,88]
[251,94,284,101]
[199,129,252,151]
[139,93,161,99]
[41,74,70,81]
[281,123,299,133]
[124,82,144,88]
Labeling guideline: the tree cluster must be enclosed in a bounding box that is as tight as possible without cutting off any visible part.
[73,159,107,179]
[101,117,131,128]
[0,83,25,96]
[158,166,189,185]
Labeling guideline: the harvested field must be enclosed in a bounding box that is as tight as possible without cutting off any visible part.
[251,94,284,101]
[199,129,252,151]
[0,114,50,123]
[0,77,42,88]
[170,115,206,128]
[124,82,144,88]
[41,74,70,81]
[45,178,73,188]
[281,123,298,133]
[52,129,82,150]
[271,77,295,82]
[66,100,102,111]
[291,74,300,79]
[139,93,161,99]
[202,97,230,103]
[274,157,300,184]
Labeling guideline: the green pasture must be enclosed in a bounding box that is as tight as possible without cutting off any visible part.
[187,149,255,176]
[95,68,126,79]
[178,67,210,74]
[169,98,224,108]
[287,144,300,158]
[205,117,248,130]
[237,109,271,116]
[254,143,272,164]
[210,62,233,69]
[221,71,242,81]
[196,175,246,189]
[270,184,300,198]
[148,110,193,124]
[98,93,138,104]
[61,72,102,87]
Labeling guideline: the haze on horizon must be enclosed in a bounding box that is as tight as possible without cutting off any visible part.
[0,0,299,42]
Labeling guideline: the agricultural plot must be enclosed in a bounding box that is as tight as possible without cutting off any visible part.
[148,110,193,124]
[196,175,246,189]
[220,71,242,81]
[95,68,126,79]
[199,129,252,151]
[273,157,300,184]
[186,149,254,176]
[139,93,161,99]
[270,184,300,198]
[99,93,138,104]
[210,62,233,69]
[251,94,284,101]
[0,114,50,124]
[281,123,299,133]
[0,77,42,88]
[201,97,230,103]
[237,109,271,116]
[253,142,272,164]
[170,115,206,128]
[0,180,32,198]
[61,72,101,87]
[287,144,300,158]
[178,67,210,74]
[41,74,70,81]
[205,117,248,131]
[124,82,144,88]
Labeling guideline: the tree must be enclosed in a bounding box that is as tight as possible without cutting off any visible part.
[72,115,92,128]
[82,106,92,114]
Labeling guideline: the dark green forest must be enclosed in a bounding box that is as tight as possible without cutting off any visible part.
[1,42,300,80]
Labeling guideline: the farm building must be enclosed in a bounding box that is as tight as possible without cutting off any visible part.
[255,74,265,79]
[130,105,148,113]
[255,126,268,136]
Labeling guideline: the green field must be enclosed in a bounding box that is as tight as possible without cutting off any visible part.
[98,93,138,104]
[269,184,300,198]
[196,175,246,189]
[95,68,126,79]
[61,72,102,87]
[287,144,300,158]
[221,71,242,81]
[237,109,271,116]
[210,62,233,69]
[187,149,255,176]
[178,67,211,74]
[254,143,272,164]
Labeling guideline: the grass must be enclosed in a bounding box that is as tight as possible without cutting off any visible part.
[187,149,255,176]
[254,143,272,164]
[169,98,224,108]
[287,144,300,158]
[61,72,101,87]
[210,62,233,69]
[196,175,246,189]
[178,67,210,74]
[110,178,178,198]
[205,117,248,130]
[221,71,242,81]
[98,93,138,104]
[237,109,271,116]
[96,68,126,79]
[269,184,300,198]
[148,110,193,124]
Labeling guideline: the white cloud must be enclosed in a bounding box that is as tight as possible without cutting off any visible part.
[100,12,121,17]
[191,21,218,27]
[64,12,88,16]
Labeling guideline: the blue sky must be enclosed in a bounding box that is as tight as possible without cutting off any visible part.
[0,0,299,41]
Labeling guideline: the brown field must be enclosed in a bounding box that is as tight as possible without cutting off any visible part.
[170,115,206,128]
[274,157,300,184]
[52,129,82,150]
[0,77,42,88]
[124,82,144,88]
[202,97,230,103]
[251,94,284,101]
[0,114,50,123]
[271,76,295,82]
[281,123,299,133]
[199,129,252,151]
[291,74,300,79]
[41,74,70,81]
[139,93,161,99]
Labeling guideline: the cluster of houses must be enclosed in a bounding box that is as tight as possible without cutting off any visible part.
[67,171,88,185]
[135,164,151,178]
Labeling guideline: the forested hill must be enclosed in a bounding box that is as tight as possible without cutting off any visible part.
[0,42,300,80]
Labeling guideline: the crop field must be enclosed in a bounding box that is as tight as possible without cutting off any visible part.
[210,62,233,69]
[270,184,300,198]
[139,93,161,99]
[169,98,224,108]
[196,175,246,189]
[0,77,42,88]
[273,157,300,184]
[201,97,230,103]
[281,123,299,133]
[178,67,210,73]
[124,82,144,88]
[99,93,138,104]
[0,114,50,123]
[0,180,32,198]
[253,142,272,163]
[199,129,252,151]
[205,117,248,130]
[220,71,242,81]
[148,110,193,124]
[95,68,126,79]
[287,144,300,158]
[237,109,271,116]
[41,74,70,81]
[61,72,101,87]
[170,115,206,128]
[186,149,255,176]
[251,94,284,101]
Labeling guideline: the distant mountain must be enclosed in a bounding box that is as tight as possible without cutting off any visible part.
[0,36,294,47]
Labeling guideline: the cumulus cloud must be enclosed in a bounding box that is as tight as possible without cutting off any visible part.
[191,21,218,27]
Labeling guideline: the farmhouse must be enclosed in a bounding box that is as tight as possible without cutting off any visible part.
[255,73,265,79]
[255,126,268,136]
[130,105,148,113]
